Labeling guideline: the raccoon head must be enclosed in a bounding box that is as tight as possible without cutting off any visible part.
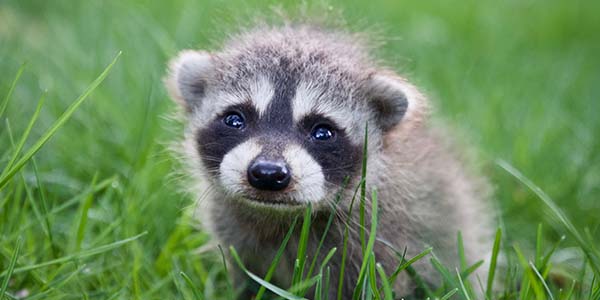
[166,27,426,209]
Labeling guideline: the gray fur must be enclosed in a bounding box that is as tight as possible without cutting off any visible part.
[166,24,493,299]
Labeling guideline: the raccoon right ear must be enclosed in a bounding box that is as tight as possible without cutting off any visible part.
[366,72,427,131]
[165,50,215,112]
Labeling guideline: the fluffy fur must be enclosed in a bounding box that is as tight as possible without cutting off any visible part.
[166,24,493,299]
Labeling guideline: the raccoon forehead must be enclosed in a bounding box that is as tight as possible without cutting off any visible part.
[292,81,368,143]
[194,76,274,125]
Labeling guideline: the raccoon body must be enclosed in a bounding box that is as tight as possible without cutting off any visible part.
[166,24,492,299]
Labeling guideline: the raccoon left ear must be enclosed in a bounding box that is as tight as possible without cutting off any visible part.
[165,50,215,112]
[365,72,426,131]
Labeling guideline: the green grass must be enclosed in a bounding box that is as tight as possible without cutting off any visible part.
[1,0,599,299]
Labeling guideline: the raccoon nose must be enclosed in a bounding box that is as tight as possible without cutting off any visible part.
[247,160,291,191]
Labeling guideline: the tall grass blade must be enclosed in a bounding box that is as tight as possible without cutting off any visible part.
[1,92,45,176]
[180,271,204,300]
[530,262,554,300]
[255,217,298,300]
[74,174,98,252]
[318,248,337,274]
[359,123,369,253]
[456,268,472,300]
[388,247,432,286]
[0,238,22,300]
[324,267,331,300]
[440,288,459,300]
[229,247,308,300]
[497,159,600,275]
[514,244,545,300]
[217,245,233,297]
[26,264,87,300]
[0,63,26,118]
[368,254,381,300]
[375,263,393,300]
[430,255,459,290]
[288,275,323,296]
[31,159,56,257]
[306,177,349,280]
[337,178,364,300]
[540,235,565,275]
[536,224,543,268]
[0,51,122,190]
[292,204,312,287]
[486,228,502,299]
[0,231,146,278]
[352,189,378,300]
[460,260,484,279]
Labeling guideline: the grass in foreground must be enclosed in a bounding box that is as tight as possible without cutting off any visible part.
[1,0,600,299]
[1,65,600,299]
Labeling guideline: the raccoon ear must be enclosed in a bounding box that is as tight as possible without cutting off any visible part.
[366,72,425,131]
[165,50,214,112]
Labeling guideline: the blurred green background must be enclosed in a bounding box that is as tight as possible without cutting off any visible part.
[1,0,599,298]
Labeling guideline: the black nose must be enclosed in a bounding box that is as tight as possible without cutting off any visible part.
[247,160,291,191]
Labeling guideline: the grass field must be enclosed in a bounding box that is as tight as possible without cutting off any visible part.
[1,0,600,299]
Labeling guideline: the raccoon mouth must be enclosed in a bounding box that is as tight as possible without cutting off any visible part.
[241,195,304,207]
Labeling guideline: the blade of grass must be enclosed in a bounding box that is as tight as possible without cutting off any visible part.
[217,245,233,296]
[31,159,56,257]
[0,231,146,278]
[0,63,26,118]
[255,217,299,300]
[514,244,545,300]
[314,272,323,300]
[529,262,554,300]
[375,263,393,300]
[26,264,87,300]
[229,247,308,300]
[388,247,433,286]
[540,235,565,275]
[180,271,203,300]
[430,255,459,290]
[1,238,22,300]
[441,288,459,300]
[324,266,331,300]
[352,189,378,300]
[406,265,434,298]
[536,224,543,268]
[337,176,365,300]
[368,254,381,300]
[359,123,368,253]
[460,260,484,279]
[5,121,50,241]
[306,177,350,280]
[486,228,502,299]
[292,204,312,287]
[456,268,472,300]
[0,51,122,190]
[74,174,98,252]
[288,275,322,296]
[1,92,45,175]
[497,159,600,274]
[318,248,337,274]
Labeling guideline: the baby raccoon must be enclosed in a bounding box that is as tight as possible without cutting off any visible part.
[166,24,492,299]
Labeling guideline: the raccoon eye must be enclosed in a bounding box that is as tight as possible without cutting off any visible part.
[223,112,245,129]
[311,124,335,141]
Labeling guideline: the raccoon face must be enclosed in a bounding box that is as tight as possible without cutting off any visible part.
[166,48,421,208]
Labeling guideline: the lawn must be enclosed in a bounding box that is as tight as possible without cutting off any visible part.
[1,0,599,299]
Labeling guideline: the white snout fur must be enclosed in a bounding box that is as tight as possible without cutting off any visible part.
[219,139,262,194]
[283,144,325,204]
[218,139,325,205]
